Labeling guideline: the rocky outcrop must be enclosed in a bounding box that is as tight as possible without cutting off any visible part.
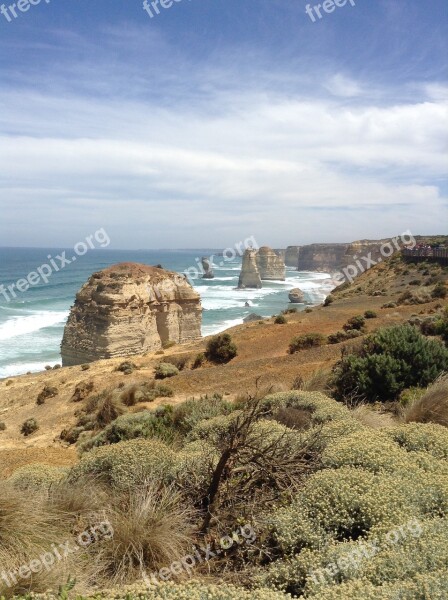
[201,257,214,279]
[238,249,262,289]
[285,246,300,268]
[341,240,386,268]
[61,263,202,366]
[288,288,305,303]
[256,247,286,281]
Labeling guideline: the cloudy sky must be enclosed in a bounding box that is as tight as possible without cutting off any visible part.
[0,0,446,249]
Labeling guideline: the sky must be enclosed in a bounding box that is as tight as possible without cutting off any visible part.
[0,0,447,250]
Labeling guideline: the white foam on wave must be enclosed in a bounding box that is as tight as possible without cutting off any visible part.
[202,318,244,336]
[0,360,60,378]
[0,311,68,341]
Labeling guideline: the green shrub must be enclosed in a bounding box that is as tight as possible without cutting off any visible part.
[323,295,334,307]
[289,333,326,353]
[20,418,39,436]
[192,352,205,369]
[332,325,448,403]
[275,315,287,325]
[343,316,366,332]
[78,409,177,452]
[155,362,179,379]
[431,282,447,299]
[172,394,233,435]
[386,423,448,460]
[364,310,377,319]
[205,333,237,364]
[8,464,66,491]
[115,361,138,375]
[68,438,176,489]
[327,330,363,344]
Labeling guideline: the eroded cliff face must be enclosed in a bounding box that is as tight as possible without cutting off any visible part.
[285,246,300,268]
[238,249,262,289]
[61,263,202,366]
[297,244,349,272]
[256,247,286,281]
[296,240,389,273]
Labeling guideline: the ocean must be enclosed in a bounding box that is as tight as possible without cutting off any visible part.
[0,248,334,378]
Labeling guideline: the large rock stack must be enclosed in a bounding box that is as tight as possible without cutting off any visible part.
[61,263,202,366]
[238,249,262,289]
[256,247,286,281]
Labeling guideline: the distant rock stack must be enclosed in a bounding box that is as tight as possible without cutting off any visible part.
[289,288,305,304]
[256,246,286,281]
[285,246,300,269]
[201,257,215,279]
[238,249,262,289]
[61,263,202,366]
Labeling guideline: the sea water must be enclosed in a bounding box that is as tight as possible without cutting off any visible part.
[0,248,334,377]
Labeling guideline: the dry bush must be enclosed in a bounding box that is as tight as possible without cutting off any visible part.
[93,481,195,584]
[351,404,395,429]
[84,390,125,428]
[403,374,448,427]
[272,407,312,430]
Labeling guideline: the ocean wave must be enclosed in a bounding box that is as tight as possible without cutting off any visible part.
[0,359,60,378]
[0,311,68,341]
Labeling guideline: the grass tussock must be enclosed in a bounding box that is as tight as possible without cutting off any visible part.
[403,374,448,427]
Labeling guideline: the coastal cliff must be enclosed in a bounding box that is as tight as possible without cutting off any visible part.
[285,246,300,268]
[256,246,286,280]
[297,244,349,272]
[61,263,202,366]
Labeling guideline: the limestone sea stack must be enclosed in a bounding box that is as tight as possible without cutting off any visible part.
[238,249,262,289]
[256,246,286,280]
[61,263,202,366]
[289,288,305,304]
[285,246,300,269]
[201,257,215,279]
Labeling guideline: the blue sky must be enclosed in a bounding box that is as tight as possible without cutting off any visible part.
[0,0,447,249]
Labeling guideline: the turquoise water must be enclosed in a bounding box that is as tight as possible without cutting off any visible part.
[0,248,334,377]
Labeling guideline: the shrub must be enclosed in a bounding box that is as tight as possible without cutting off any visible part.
[327,330,363,344]
[20,418,39,436]
[305,307,313,313]
[432,281,447,299]
[402,375,448,427]
[0,421,5,431]
[172,394,233,435]
[155,362,179,379]
[275,314,287,324]
[119,381,172,407]
[323,295,334,306]
[8,464,65,491]
[205,333,237,364]
[78,409,177,452]
[283,307,298,314]
[162,340,176,349]
[386,422,448,460]
[36,384,58,405]
[332,325,448,403]
[163,355,189,371]
[90,391,125,428]
[71,380,94,402]
[81,364,90,371]
[289,333,326,353]
[192,352,205,369]
[398,289,432,305]
[364,310,377,319]
[115,361,138,375]
[67,438,176,489]
[343,316,366,332]
[382,302,397,308]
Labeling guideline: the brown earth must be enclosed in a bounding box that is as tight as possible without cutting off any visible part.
[0,255,446,477]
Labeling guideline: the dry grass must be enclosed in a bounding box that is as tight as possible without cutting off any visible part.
[292,368,331,393]
[403,374,448,427]
[95,481,196,584]
[351,404,396,429]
